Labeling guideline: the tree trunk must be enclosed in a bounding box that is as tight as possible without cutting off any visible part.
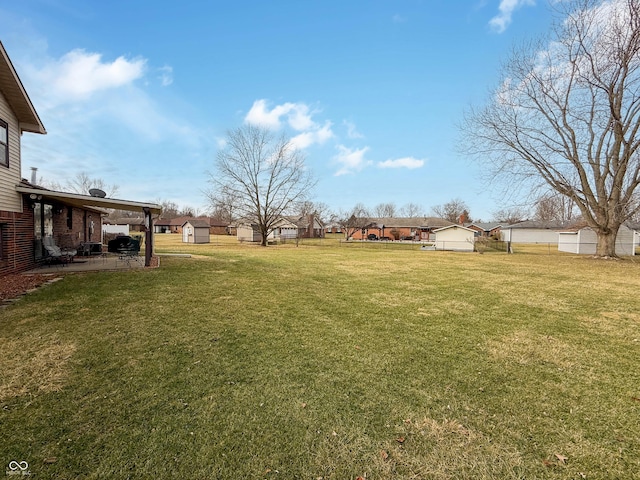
[595,228,619,257]
[260,226,269,246]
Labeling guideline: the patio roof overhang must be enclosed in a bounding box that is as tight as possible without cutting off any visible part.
[15,186,162,215]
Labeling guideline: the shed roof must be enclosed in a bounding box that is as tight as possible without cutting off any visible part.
[503,220,568,230]
[183,218,211,228]
[433,224,476,233]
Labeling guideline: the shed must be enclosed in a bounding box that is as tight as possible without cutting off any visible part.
[237,223,262,243]
[433,225,476,251]
[558,224,635,256]
[501,220,566,244]
[182,219,210,244]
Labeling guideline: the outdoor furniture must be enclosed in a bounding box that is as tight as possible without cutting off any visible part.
[43,237,77,266]
[44,245,73,266]
[108,236,141,267]
[79,241,103,256]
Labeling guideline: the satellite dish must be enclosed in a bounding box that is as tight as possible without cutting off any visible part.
[89,188,107,198]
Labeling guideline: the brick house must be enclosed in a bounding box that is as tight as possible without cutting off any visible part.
[0,41,161,274]
[350,217,453,241]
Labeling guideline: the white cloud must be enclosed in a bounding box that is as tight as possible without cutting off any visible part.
[489,0,536,33]
[244,99,316,130]
[246,99,334,149]
[333,145,371,176]
[377,156,425,169]
[158,65,173,86]
[343,120,364,139]
[37,49,146,101]
[291,121,334,149]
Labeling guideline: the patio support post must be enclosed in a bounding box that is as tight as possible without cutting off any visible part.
[143,207,153,267]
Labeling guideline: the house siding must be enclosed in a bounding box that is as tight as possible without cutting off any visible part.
[0,89,23,213]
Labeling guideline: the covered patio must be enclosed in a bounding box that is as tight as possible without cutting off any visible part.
[15,185,162,268]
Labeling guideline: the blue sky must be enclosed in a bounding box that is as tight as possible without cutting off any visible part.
[0,0,554,220]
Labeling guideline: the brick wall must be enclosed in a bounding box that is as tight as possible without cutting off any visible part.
[0,201,37,275]
[52,207,103,250]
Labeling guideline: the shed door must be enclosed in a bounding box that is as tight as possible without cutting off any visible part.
[183,226,192,243]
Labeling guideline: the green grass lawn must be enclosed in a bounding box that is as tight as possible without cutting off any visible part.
[2,236,639,479]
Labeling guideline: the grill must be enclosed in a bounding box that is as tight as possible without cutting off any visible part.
[107,236,140,254]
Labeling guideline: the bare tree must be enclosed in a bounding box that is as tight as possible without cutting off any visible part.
[534,193,579,224]
[41,172,119,197]
[463,0,640,256]
[208,125,316,246]
[335,203,371,240]
[491,206,529,224]
[206,187,239,224]
[399,202,424,218]
[154,200,180,219]
[297,200,331,223]
[67,172,119,197]
[373,202,397,218]
[431,198,471,223]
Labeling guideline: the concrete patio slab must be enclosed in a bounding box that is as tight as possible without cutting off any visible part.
[24,254,147,274]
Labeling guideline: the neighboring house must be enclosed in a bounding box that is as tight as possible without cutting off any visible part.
[272,217,300,240]
[433,225,476,252]
[237,215,324,243]
[558,224,636,256]
[153,217,172,233]
[501,220,567,244]
[276,215,324,239]
[351,217,453,241]
[466,222,502,238]
[182,219,210,244]
[168,216,193,234]
[324,223,342,234]
[103,217,145,236]
[209,218,231,235]
[0,41,161,274]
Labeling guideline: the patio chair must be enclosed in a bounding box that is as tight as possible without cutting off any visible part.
[43,237,77,265]
[43,244,72,266]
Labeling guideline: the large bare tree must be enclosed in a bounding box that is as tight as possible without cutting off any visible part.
[399,202,425,218]
[335,203,371,240]
[430,198,471,223]
[373,202,397,218]
[463,0,640,256]
[208,125,316,246]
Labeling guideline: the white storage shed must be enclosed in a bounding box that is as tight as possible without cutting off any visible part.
[433,225,476,252]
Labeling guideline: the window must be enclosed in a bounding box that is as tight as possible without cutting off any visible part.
[0,120,7,167]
